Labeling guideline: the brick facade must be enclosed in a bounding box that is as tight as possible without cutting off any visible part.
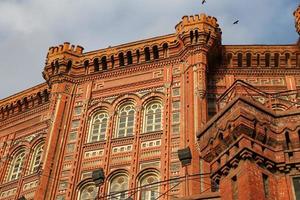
[0,5,300,200]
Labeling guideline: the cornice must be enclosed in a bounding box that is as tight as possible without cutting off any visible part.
[211,68,300,76]
[0,103,50,130]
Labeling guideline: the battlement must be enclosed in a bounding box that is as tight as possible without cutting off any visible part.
[294,5,300,35]
[47,42,84,57]
[175,13,219,33]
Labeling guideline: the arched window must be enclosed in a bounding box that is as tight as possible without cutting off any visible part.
[144,47,150,61]
[93,58,99,72]
[89,112,109,142]
[101,56,108,70]
[144,102,162,133]
[152,46,159,60]
[8,150,26,181]
[162,43,168,58]
[227,53,232,67]
[127,51,133,65]
[109,174,129,199]
[79,184,98,200]
[136,50,141,63]
[195,30,199,43]
[29,143,44,174]
[274,53,279,68]
[237,53,243,67]
[257,54,260,67]
[67,60,72,73]
[119,53,125,67]
[84,60,89,74]
[111,55,115,68]
[246,53,251,67]
[265,53,270,67]
[139,173,159,200]
[285,53,291,67]
[116,104,135,138]
[51,62,55,74]
[190,30,194,43]
[55,60,59,73]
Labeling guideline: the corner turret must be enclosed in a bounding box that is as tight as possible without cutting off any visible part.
[43,42,84,83]
[175,14,222,48]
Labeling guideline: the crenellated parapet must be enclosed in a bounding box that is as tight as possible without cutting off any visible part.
[0,83,50,121]
[175,14,222,48]
[43,42,84,82]
[294,4,300,35]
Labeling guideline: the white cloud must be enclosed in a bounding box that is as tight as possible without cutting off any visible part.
[0,0,298,99]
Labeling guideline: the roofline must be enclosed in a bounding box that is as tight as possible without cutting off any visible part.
[0,82,48,104]
[197,96,300,138]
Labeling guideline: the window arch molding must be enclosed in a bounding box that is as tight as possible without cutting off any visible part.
[115,102,136,138]
[6,148,27,182]
[136,169,160,200]
[28,141,45,174]
[142,99,163,133]
[77,179,98,200]
[107,170,130,200]
[88,110,110,143]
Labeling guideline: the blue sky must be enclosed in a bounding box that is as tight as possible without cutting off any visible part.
[0,0,299,99]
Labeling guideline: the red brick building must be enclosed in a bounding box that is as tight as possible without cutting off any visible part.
[0,5,299,200]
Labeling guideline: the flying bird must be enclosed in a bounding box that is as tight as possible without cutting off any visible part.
[202,0,206,4]
[233,20,239,25]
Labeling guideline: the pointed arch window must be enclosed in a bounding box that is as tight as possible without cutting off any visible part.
[109,174,129,199]
[139,173,159,200]
[29,143,44,174]
[116,104,135,138]
[8,150,26,181]
[89,112,109,142]
[79,184,98,200]
[144,102,162,133]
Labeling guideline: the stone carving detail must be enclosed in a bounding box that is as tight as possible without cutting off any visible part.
[237,77,286,86]
[153,70,163,78]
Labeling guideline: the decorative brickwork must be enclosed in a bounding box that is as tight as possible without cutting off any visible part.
[0,7,300,200]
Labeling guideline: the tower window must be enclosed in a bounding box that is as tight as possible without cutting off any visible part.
[190,30,194,43]
[84,60,89,74]
[136,50,140,63]
[274,53,279,68]
[285,53,291,67]
[195,30,199,43]
[246,53,251,67]
[101,56,107,70]
[152,46,159,60]
[93,58,99,72]
[227,53,233,67]
[162,43,168,58]
[265,53,270,67]
[66,60,72,73]
[257,54,260,67]
[144,47,150,61]
[237,53,243,67]
[118,53,125,67]
[111,55,115,68]
[126,51,133,65]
